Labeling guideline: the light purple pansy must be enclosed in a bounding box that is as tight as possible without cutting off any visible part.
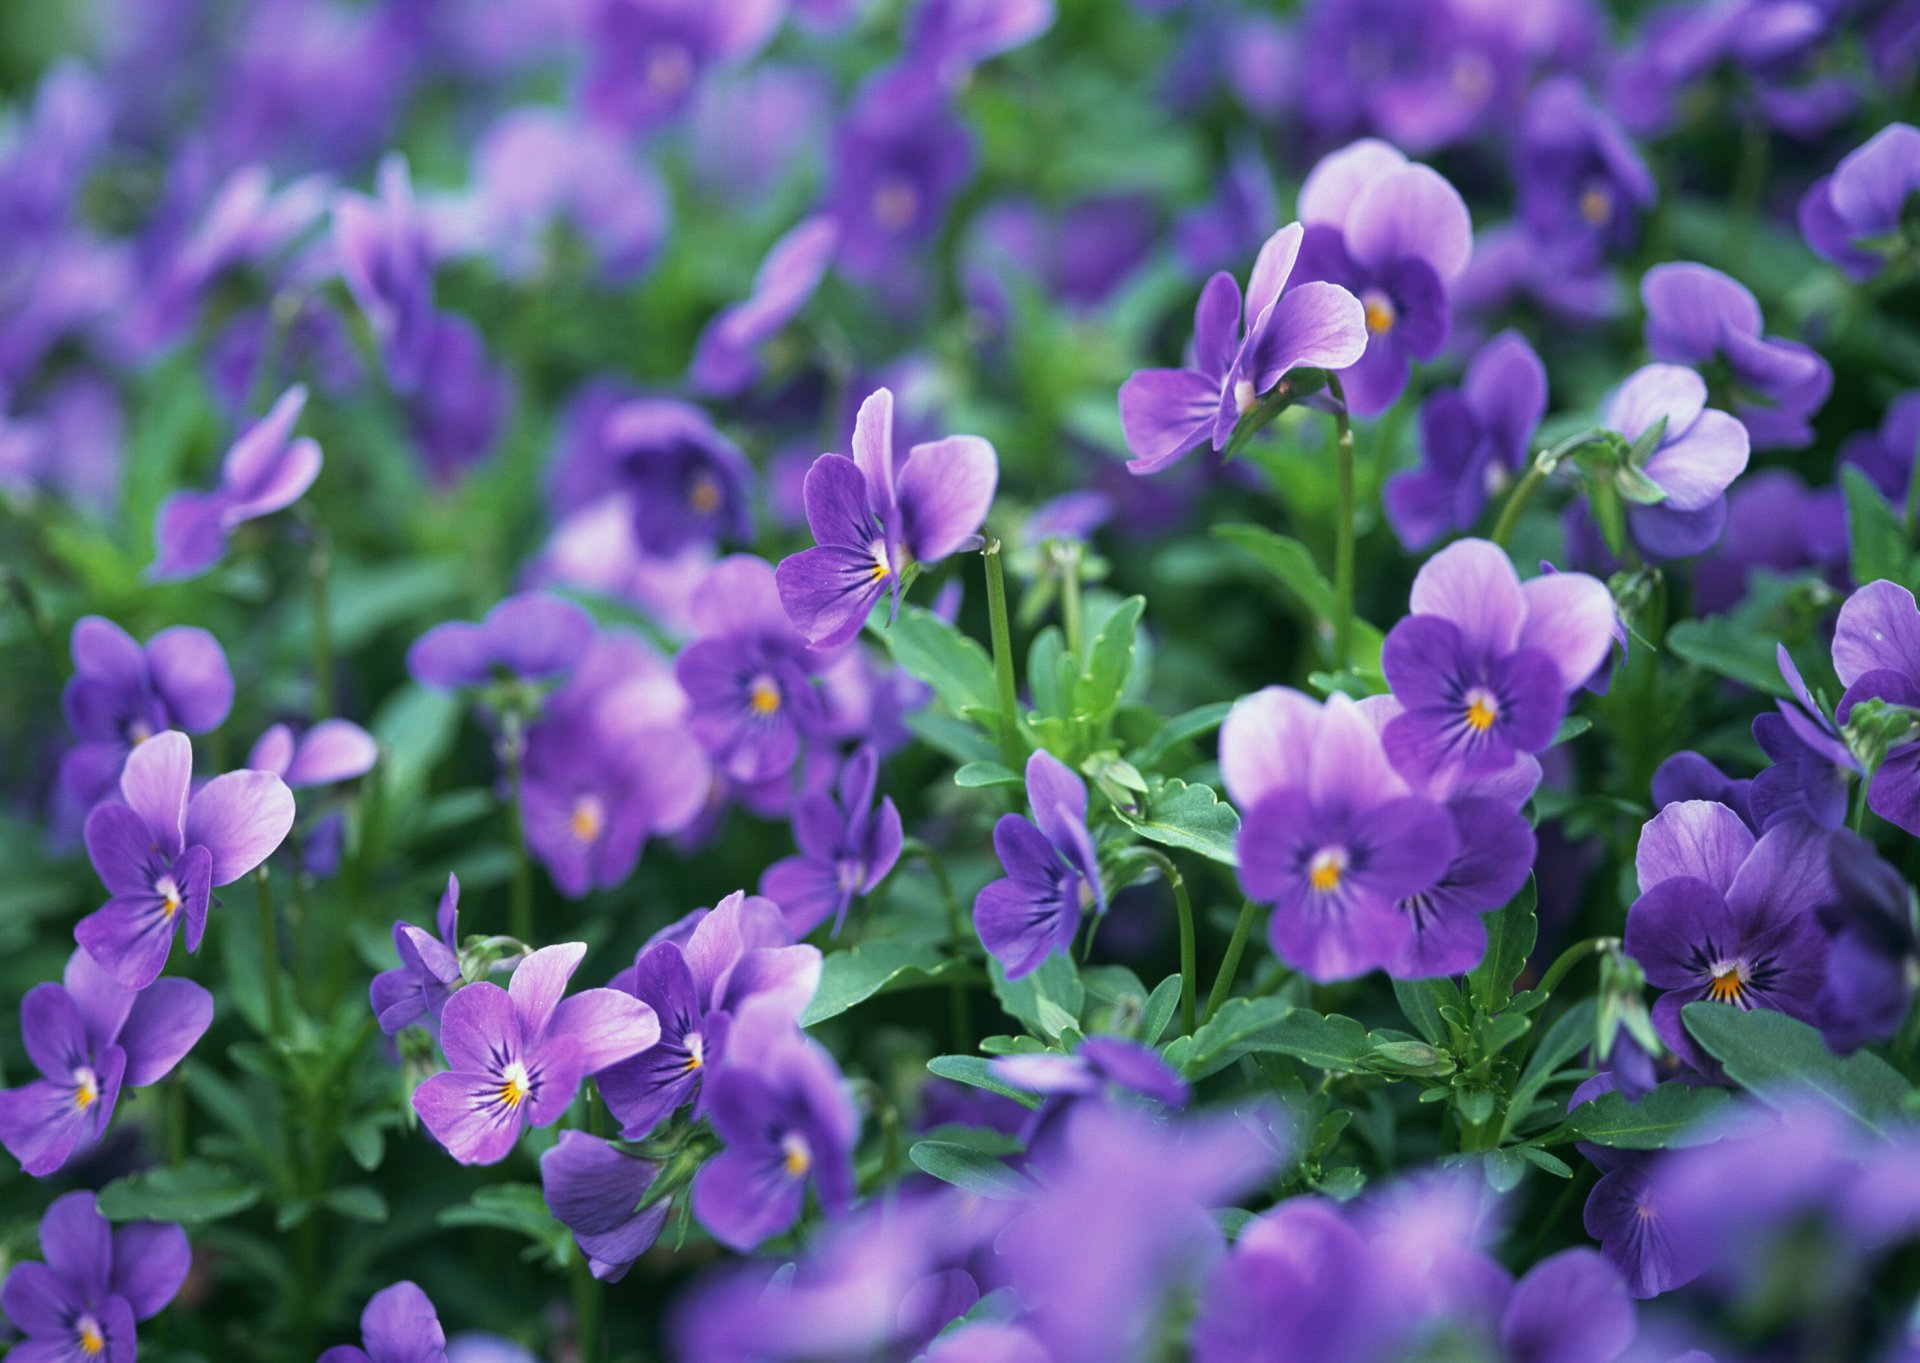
[1118,220,1368,473]
[582,0,783,134]
[1516,75,1656,268]
[332,152,437,391]
[1600,363,1751,560]
[370,875,463,1036]
[58,615,233,809]
[691,216,840,397]
[401,313,509,486]
[149,383,323,582]
[1830,579,1920,836]
[1,1191,190,1363]
[1381,539,1617,782]
[905,0,1055,86]
[759,746,903,938]
[1290,139,1475,418]
[540,1131,670,1282]
[0,948,212,1177]
[407,591,596,692]
[412,942,660,1165]
[972,749,1107,980]
[77,731,295,989]
[247,719,377,789]
[318,1281,446,1363]
[1799,122,1920,281]
[1221,688,1458,981]
[826,81,976,282]
[1750,645,1858,832]
[775,387,998,650]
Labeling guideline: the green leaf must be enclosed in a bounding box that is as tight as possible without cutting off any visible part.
[1114,777,1239,866]
[1467,878,1538,1014]
[1682,1003,1915,1134]
[909,1141,1034,1200]
[1562,1080,1731,1149]
[97,1161,262,1224]
[1139,974,1183,1045]
[1079,595,1145,721]
[876,605,999,720]
[1842,465,1915,590]
[803,941,966,1026]
[989,953,1084,1041]
[925,1055,1043,1109]
[1164,997,1371,1080]
[1134,702,1232,769]
[1666,618,1791,697]
[438,1183,569,1260]
[1507,998,1599,1133]
[1028,627,1068,720]
[954,761,1023,789]
[1393,978,1457,1046]
[321,1186,390,1222]
[1213,524,1336,620]
[371,685,462,802]
[1549,715,1593,748]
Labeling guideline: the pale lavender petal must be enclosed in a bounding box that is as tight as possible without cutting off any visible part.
[1298,138,1407,229]
[358,1281,445,1360]
[1191,271,1244,381]
[1408,538,1526,659]
[184,770,295,885]
[1605,364,1706,444]
[119,729,192,857]
[1219,686,1320,809]
[1517,571,1617,692]
[149,489,232,581]
[899,436,997,563]
[248,724,295,776]
[1242,222,1304,327]
[486,593,595,682]
[775,544,886,650]
[1833,580,1920,687]
[509,942,587,1039]
[283,720,378,787]
[851,387,897,515]
[1639,409,1749,510]
[407,621,494,689]
[548,988,660,1073]
[118,979,213,1087]
[1346,163,1474,282]
[413,1070,526,1165]
[1634,799,1755,893]
[1120,368,1219,474]
[439,982,519,1073]
[145,626,233,732]
[1246,281,1368,392]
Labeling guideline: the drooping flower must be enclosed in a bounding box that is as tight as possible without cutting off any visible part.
[370,874,463,1035]
[1641,263,1831,451]
[1118,220,1367,473]
[406,592,595,693]
[775,387,998,649]
[58,615,233,809]
[319,1281,446,1363]
[1221,688,1457,981]
[1830,579,1920,836]
[77,730,295,989]
[599,891,821,1139]
[759,746,903,937]
[331,152,437,391]
[0,948,212,1176]
[581,0,783,134]
[972,749,1107,980]
[991,1036,1189,1161]
[149,383,323,582]
[412,943,660,1165]
[1597,363,1751,560]
[691,999,860,1251]
[1652,750,1755,831]
[690,216,840,397]
[1799,122,1920,282]
[1290,139,1475,418]
[1515,75,1656,268]
[247,718,378,790]
[1624,801,1835,1069]
[540,1131,670,1282]
[1381,539,1617,780]
[1817,830,1919,1052]
[1384,330,1546,550]
[0,1192,190,1363]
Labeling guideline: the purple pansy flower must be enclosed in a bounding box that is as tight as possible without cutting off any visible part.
[1831,579,1920,836]
[1381,539,1618,781]
[149,383,323,582]
[319,1281,445,1363]
[402,314,509,485]
[1693,469,1848,616]
[1642,263,1832,451]
[1800,122,1920,282]
[564,399,754,556]
[1841,390,1920,506]
[1119,220,1367,474]
[1817,830,1919,1052]
[407,592,595,692]
[691,216,840,397]
[1750,646,1858,831]
[1624,800,1835,1069]
[247,718,377,789]
[58,615,233,809]
[0,948,212,1177]
[1570,1072,1711,1300]
[691,1000,860,1251]
[370,874,463,1036]
[77,731,295,989]
[760,746,903,937]
[775,387,998,650]
[826,82,976,282]
[1653,750,1756,831]
[412,942,660,1165]
[991,1036,1189,1160]
[540,1131,670,1282]
[1599,363,1751,560]
[332,153,437,392]
[1220,688,1457,981]
[0,1191,189,1363]
[582,0,782,134]
[677,555,837,784]
[1291,140,1475,418]
[1385,330,1546,550]
[599,891,822,1139]
[972,750,1107,980]
[905,0,1055,87]
[1516,76,1656,268]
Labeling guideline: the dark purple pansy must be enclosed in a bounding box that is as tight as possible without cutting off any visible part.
[972,750,1107,980]
[319,1281,446,1363]
[584,399,754,556]
[775,387,998,650]
[1651,750,1755,831]
[332,153,437,392]
[1750,645,1858,832]
[1831,579,1920,836]
[58,615,233,809]
[1691,470,1847,617]
[826,79,976,283]
[691,216,839,397]
[1840,390,1920,506]
[1799,122,1920,281]
[400,314,509,485]
[760,746,903,937]
[407,592,595,692]
[1516,75,1655,268]
[582,0,782,134]
[1600,364,1751,560]
[1816,830,1918,1052]
[540,1131,671,1282]
[370,874,463,1036]
[1,1191,190,1363]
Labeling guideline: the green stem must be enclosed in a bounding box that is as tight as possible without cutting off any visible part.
[502,714,533,943]
[1490,463,1548,548]
[1059,543,1085,663]
[253,869,286,1037]
[1204,898,1261,1024]
[900,837,964,947]
[982,538,1024,771]
[287,833,311,1007]
[1537,935,1617,997]
[1142,850,1196,1036]
[1851,774,1871,835]
[308,518,335,718]
[1327,374,1356,673]
[1726,116,1770,270]
[167,1071,187,1165]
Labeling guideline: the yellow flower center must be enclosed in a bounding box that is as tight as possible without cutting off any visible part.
[127,720,153,746]
[1465,689,1499,733]
[683,1032,706,1073]
[1308,848,1348,894]
[497,1061,531,1110]
[869,542,892,582]
[873,179,919,231]
[688,474,722,515]
[1362,288,1397,335]
[157,875,182,919]
[1450,52,1492,100]
[570,796,605,845]
[749,676,782,715]
[73,1067,100,1112]
[1707,963,1747,1004]
[78,1318,105,1356]
[781,1132,812,1179]
[1579,184,1613,226]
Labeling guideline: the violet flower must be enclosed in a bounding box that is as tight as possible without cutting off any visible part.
[0,1192,189,1363]
[58,615,233,809]
[1840,390,1920,506]
[775,387,999,650]
[1174,142,1277,279]
[1598,363,1751,560]
[1642,262,1831,451]
[1291,139,1475,418]
[905,0,1055,87]
[78,730,295,989]
[972,749,1107,980]
[691,1000,860,1251]
[540,1130,670,1281]
[1516,76,1655,268]
[1385,330,1546,550]
[1831,579,1920,836]
[1194,1196,1395,1363]
[247,719,377,789]
[1118,220,1367,474]
[760,746,903,937]
[1750,645,1858,831]
[401,314,509,484]
[1800,122,1920,282]
[149,383,323,582]
[370,874,463,1035]
[0,948,212,1176]
[407,592,595,692]
[332,152,436,391]
[582,0,782,134]
[1624,800,1835,1069]
[1381,539,1618,781]
[1817,830,1919,1051]
[1220,688,1457,981]
[691,216,840,397]
[413,942,660,1165]
[548,397,754,556]
[319,1281,446,1363]
[992,1036,1189,1160]
[1652,750,1755,831]
[826,82,976,282]
[599,891,822,1139]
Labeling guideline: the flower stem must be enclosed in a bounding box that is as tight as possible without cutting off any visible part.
[1059,542,1085,663]
[1325,375,1356,673]
[1851,773,1871,834]
[1204,897,1261,1024]
[308,516,334,718]
[501,712,533,943]
[982,537,1024,771]
[253,868,286,1036]
[900,837,964,947]
[1490,463,1548,548]
[1142,850,1196,1036]
[1536,935,1617,997]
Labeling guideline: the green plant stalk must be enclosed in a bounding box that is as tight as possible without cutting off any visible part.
[309,517,335,718]
[502,713,534,943]
[1060,544,1085,663]
[1142,850,1197,1036]
[1852,773,1871,835]
[1536,935,1618,997]
[253,868,286,1037]
[982,538,1024,771]
[1326,374,1356,673]
[1204,898,1261,1024]
[1490,463,1548,548]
